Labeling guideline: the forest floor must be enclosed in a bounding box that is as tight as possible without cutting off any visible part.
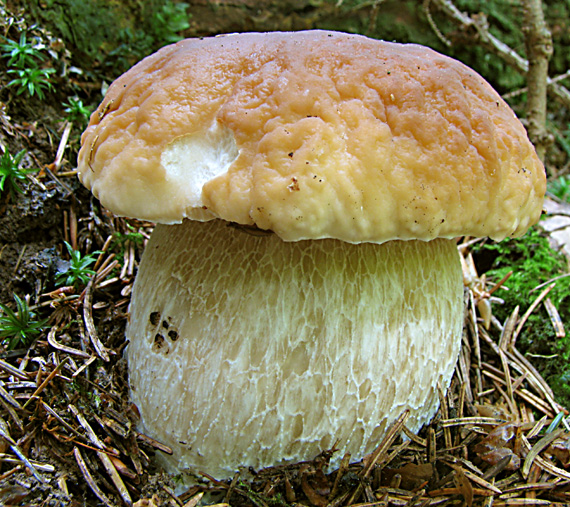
[2,5,570,507]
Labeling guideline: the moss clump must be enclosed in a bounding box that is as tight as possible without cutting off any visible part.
[26,0,190,74]
[473,227,570,406]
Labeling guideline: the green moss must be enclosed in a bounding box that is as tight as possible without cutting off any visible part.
[24,0,190,74]
[473,227,570,407]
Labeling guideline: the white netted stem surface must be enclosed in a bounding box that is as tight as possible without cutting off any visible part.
[127,219,463,478]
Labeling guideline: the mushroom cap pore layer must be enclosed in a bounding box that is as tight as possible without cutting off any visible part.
[77,30,545,243]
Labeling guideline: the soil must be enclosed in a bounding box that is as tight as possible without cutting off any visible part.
[1,182,71,300]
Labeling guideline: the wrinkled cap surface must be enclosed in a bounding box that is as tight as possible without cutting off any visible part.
[77,30,546,243]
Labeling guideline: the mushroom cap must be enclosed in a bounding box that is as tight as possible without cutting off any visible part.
[78,30,545,243]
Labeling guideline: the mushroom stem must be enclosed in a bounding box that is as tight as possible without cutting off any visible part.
[127,219,463,479]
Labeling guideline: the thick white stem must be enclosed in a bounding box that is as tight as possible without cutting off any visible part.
[127,219,463,479]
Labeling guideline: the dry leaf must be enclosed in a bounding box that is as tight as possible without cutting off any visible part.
[133,498,159,507]
[474,403,510,420]
[547,434,570,466]
[0,485,29,506]
[301,472,328,507]
[473,422,521,470]
[382,462,433,491]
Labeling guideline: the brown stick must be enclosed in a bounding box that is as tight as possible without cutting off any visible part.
[432,0,570,108]
[522,0,553,160]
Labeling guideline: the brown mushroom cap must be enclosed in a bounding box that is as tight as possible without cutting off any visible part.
[78,30,545,243]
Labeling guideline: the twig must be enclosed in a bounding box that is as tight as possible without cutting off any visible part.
[83,274,111,362]
[330,453,351,498]
[12,245,26,275]
[530,273,570,292]
[445,461,502,494]
[0,395,24,433]
[0,416,45,483]
[423,0,451,46]
[431,0,570,108]
[440,416,505,427]
[54,121,72,171]
[521,0,553,160]
[69,404,132,506]
[71,355,97,378]
[69,204,77,251]
[512,283,556,344]
[0,381,24,411]
[183,492,204,507]
[0,358,30,380]
[47,327,92,358]
[360,410,410,479]
[93,235,114,271]
[23,358,68,409]
[347,411,410,505]
[73,447,115,507]
[135,431,173,454]
[438,385,452,449]
[41,401,90,441]
[543,298,566,338]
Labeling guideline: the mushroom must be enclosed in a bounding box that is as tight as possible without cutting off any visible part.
[77,31,545,480]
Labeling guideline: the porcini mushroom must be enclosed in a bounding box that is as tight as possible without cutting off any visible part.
[77,31,545,480]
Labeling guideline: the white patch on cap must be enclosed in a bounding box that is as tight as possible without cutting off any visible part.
[161,121,239,208]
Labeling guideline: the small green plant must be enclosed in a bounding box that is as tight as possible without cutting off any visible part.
[1,31,55,99]
[56,242,101,288]
[150,1,190,44]
[7,67,56,99]
[0,294,47,350]
[63,97,92,126]
[0,148,38,199]
[0,33,45,68]
[548,175,570,203]
[70,378,102,406]
[112,227,144,251]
